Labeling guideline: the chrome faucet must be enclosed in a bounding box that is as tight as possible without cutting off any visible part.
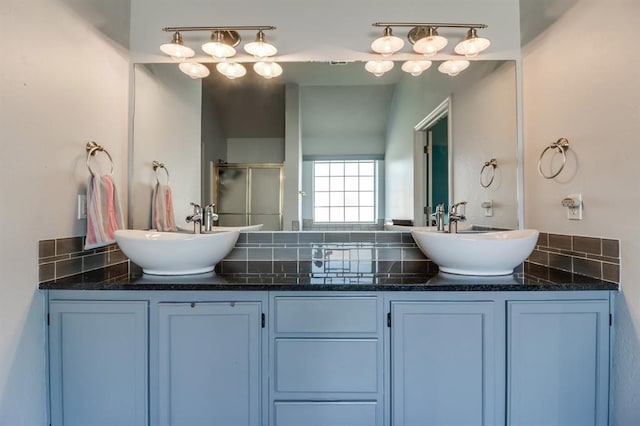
[203,204,219,232]
[185,202,203,234]
[448,201,467,233]
[435,204,446,232]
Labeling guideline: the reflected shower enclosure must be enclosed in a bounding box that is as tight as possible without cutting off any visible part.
[212,163,283,230]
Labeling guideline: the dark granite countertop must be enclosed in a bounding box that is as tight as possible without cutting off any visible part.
[39,262,618,292]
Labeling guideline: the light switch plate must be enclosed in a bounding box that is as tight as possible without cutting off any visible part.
[77,194,87,219]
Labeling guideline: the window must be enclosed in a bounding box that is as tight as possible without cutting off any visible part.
[313,160,376,223]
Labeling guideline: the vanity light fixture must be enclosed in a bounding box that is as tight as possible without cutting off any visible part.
[365,60,394,77]
[371,27,405,57]
[401,60,432,76]
[253,61,283,79]
[454,28,491,57]
[244,30,277,58]
[438,60,470,76]
[178,62,211,79]
[367,22,488,77]
[160,26,280,79]
[160,32,195,61]
[216,61,247,79]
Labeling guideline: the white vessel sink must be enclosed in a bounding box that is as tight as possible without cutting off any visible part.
[115,229,239,275]
[411,229,539,276]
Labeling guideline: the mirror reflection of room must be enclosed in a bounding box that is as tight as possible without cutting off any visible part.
[132,61,517,232]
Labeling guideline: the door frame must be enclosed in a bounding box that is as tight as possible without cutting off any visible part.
[413,97,453,226]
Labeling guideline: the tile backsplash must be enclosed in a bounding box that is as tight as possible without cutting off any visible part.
[526,232,620,283]
[217,231,435,276]
[38,237,129,283]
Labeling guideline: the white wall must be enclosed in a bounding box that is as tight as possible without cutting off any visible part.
[130,0,521,63]
[521,0,640,422]
[0,0,130,423]
[452,61,518,229]
[132,63,202,229]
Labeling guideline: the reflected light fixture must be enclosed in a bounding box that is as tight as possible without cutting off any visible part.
[254,61,283,79]
[216,61,247,79]
[411,27,448,57]
[244,30,277,58]
[160,32,195,61]
[202,30,238,59]
[401,60,432,76]
[454,28,491,57]
[371,27,405,56]
[368,22,488,77]
[160,26,279,79]
[178,62,210,79]
[365,60,394,77]
[438,60,470,76]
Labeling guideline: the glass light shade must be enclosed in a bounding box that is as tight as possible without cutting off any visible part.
[216,61,247,79]
[178,62,210,79]
[253,61,283,79]
[160,32,195,61]
[401,60,432,76]
[454,28,490,57]
[202,41,236,58]
[371,27,404,56]
[438,60,470,76]
[365,60,394,77]
[244,31,277,58]
[202,31,236,59]
[413,32,448,57]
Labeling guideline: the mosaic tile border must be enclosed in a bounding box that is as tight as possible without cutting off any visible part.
[526,232,620,283]
[38,237,129,283]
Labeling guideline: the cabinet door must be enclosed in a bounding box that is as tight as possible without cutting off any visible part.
[49,300,148,426]
[507,300,610,426]
[391,301,497,426]
[157,302,262,426]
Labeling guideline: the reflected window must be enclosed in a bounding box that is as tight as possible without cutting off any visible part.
[313,160,376,223]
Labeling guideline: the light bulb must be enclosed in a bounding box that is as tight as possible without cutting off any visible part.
[202,31,236,59]
[244,30,277,58]
[401,60,432,76]
[438,60,470,76]
[160,32,195,61]
[178,62,210,79]
[254,61,283,79]
[216,61,247,79]
[371,27,405,57]
[365,60,394,77]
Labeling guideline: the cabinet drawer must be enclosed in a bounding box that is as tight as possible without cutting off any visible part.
[274,297,378,333]
[274,401,377,426]
[275,339,378,393]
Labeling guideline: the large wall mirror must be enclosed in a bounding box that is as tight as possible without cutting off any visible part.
[131,60,518,231]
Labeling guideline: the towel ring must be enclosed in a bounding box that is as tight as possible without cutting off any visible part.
[85,141,114,176]
[538,138,569,179]
[152,160,170,184]
[480,158,497,188]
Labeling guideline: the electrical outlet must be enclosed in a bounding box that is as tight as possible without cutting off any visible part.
[481,200,493,217]
[565,193,582,220]
[77,194,87,219]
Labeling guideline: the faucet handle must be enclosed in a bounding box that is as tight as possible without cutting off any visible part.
[190,202,202,213]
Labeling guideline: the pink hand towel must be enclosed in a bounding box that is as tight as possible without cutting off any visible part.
[85,174,125,249]
[152,183,177,232]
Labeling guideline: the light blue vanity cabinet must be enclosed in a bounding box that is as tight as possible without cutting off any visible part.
[389,300,501,426]
[48,300,148,426]
[507,299,611,426]
[269,294,384,426]
[155,301,264,426]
